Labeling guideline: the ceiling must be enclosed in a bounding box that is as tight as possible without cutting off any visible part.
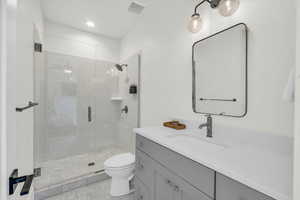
[41,0,148,39]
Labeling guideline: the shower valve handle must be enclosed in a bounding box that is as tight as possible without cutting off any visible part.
[121,105,128,114]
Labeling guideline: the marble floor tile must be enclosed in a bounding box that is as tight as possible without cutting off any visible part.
[44,179,134,200]
[35,147,125,190]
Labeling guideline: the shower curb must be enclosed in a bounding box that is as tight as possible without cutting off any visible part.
[35,171,109,200]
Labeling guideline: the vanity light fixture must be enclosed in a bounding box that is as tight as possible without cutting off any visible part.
[188,0,240,33]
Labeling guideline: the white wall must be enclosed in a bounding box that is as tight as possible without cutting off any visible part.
[0,1,5,199]
[0,0,3,187]
[45,21,121,62]
[20,0,44,39]
[1,0,18,199]
[294,0,300,198]
[121,0,295,137]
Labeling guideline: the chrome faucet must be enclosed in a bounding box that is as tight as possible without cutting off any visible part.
[199,115,213,138]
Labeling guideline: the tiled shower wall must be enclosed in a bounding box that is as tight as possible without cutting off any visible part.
[117,54,140,152]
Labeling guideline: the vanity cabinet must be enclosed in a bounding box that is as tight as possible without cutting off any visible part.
[215,173,275,200]
[136,135,214,200]
[135,135,276,200]
[135,178,151,200]
[136,147,211,200]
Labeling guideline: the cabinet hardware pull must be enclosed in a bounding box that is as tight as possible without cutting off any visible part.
[166,179,180,191]
[166,179,175,187]
[173,185,180,192]
[138,162,144,170]
[166,179,171,185]
[139,142,144,147]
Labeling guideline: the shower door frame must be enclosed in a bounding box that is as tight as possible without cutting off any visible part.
[1,0,38,199]
[0,0,35,200]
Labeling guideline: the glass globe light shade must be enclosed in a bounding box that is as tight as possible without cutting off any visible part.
[218,0,240,17]
[188,14,203,33]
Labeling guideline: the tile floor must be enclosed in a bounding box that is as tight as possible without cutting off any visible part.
[35,147,125,190]
[44,179,134,200]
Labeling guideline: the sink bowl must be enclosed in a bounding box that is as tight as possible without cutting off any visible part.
[167,134,227,154]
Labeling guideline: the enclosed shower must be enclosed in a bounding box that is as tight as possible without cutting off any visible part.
[33,51,140,194]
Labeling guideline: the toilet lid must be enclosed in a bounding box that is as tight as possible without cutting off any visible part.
[104,153,135,168]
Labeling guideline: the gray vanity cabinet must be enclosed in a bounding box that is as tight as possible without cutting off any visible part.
[136,135,215,198]
[136,135,214,200]
[135,135,277,200]
[136,148,211,200]
[215,173,275,200]
[135,178,151,200]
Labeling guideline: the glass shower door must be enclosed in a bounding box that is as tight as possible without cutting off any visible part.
[34,52,127,190]
[87,60,125,171]
[34,51,141,193]
[34,52,95,189]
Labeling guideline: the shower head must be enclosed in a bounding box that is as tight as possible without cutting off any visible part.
[115,64,128,72]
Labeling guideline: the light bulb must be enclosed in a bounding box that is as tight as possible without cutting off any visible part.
[218,0,240,17]
[188,14,203,33]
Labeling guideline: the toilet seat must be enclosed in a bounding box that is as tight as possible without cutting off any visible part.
[104,153,135,169]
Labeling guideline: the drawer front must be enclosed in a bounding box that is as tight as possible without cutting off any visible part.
[136,135,215,198]
[135,150,154,189]
[154,161,212,200]
[216,173,275,200]
[135,177,151,200]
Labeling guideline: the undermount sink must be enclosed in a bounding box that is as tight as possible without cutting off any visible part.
[166,133,227,154]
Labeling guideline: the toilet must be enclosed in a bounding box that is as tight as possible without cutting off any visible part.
[104,153,135,196]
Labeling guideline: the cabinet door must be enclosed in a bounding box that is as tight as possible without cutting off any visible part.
[154,162,212,200]
[154,169,177,200]
[136,150,154,189]
[135,177,151,200]
[176,183,211,200]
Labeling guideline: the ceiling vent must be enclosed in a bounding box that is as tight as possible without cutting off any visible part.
[128,2,145,14]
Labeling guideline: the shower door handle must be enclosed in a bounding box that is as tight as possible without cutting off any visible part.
[88,106,92,122]
[16,101,39,112]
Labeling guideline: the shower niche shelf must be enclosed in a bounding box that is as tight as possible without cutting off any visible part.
[111,97,123,102]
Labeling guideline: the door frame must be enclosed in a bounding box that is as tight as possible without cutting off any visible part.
[0,0,18,199]
[294,1,300,199]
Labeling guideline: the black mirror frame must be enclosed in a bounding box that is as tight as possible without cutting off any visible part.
[192,23,248,118]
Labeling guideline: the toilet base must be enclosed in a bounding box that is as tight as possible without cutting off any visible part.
[104,153,135,197]
[110,177,133,196]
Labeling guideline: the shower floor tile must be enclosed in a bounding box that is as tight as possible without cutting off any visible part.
[44,179,134,200]
[35,147,125,190]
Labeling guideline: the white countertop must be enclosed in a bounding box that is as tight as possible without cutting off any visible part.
[134,124,293,200]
